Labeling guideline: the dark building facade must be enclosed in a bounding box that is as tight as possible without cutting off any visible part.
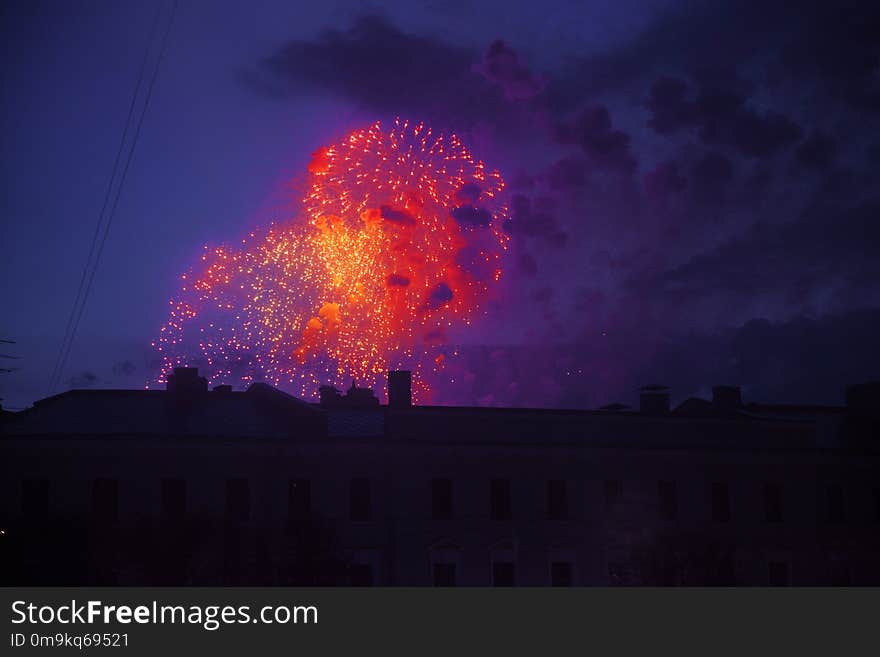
[1,368,878,586]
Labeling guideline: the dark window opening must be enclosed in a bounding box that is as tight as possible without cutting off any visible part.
[768,561,789,586]
[547,480,568,520]
[225,478,250,523]
[604,480,622,511]
[490,479,512,520]
[433,563,457,587]
[826,483,845,524]
[161,478,186,521]
[492,561,516,586]
[350,478,372,521]
[711,482,731,522]
[763,483,783,523]
[349,564,373,586]
[658,480,677,521]
[431,478,453,520]
[93,478,118,524]
[22,479,49,522]
[288,479,311,524]
[551,561,573,587]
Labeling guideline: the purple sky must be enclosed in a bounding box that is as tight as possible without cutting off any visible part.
[2,0,879,410]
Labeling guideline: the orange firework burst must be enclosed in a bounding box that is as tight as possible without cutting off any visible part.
[152,119,510,400]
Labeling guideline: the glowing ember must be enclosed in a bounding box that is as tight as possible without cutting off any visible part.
[151,119,509,400]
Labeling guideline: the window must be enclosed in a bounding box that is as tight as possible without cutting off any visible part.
[433,563,457,587]
[93,478,118,523]
[763,483,783,523]
[161,478,186,521]
[431,478,453,520]
[492,561,516,586]
[604,480,622,511]
[768,561,789,586]
[658,480,677,521]
[350,478,371,521]
[711,482,731,522]
[490,479,511,520]
[547,480,568,520]
[225,478,250,522]
[826,483,845,524]
[288,479,311,523]
[551,561,573,587]
[349,564,373,586]
[22,479,49,521]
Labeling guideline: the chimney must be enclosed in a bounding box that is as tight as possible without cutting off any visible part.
[712,385,742,409]
[639,385,670,415]
[166,367,207,394]
[388,370,412,408]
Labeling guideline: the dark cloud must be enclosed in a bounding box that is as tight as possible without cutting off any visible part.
[249,13,512,127]
[656,198,880,307]
[451,204,493,227]
[642,308,880,406]
[386,274,411,287]
[646,76,695,134]
[795,132,836,170]
[534,286,554,304]
[777,1,880,111]
[111,360,136,376]
[510,194,567,246]
[646,76,802,158]
[691,151,734,190]
[644,161,687,199]
[456,183,482,204]
[517,251,538,276]
[557,106,637,174]
[701,102,801,159]
[473,40,546,100]
[241,6,880,407]
[428,282,454,307]
[545,156,587,192]
[380,205,416,226]
[550,0,880,112]
[66,371,98,388]
[446,307,880,409]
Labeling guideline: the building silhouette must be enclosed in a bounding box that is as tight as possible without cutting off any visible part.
[1,368,878,585]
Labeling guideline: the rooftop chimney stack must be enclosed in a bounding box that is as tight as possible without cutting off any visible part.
[166,367,208,395]
[712,385,742,410]
[639,385,670,415]
[388,370,412,408]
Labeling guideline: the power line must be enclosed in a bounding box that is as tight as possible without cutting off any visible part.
[48,0,178,394]
[47,2,164,397]
[47,2,165,395]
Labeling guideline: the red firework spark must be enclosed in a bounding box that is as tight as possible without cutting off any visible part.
[152,119,510,400]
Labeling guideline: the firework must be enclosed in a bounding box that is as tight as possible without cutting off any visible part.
[152,119,509,401]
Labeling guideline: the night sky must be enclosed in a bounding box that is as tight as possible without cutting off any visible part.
[2,0,879,411]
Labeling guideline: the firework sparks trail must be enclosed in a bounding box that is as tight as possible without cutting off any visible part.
[152,119,510,401]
